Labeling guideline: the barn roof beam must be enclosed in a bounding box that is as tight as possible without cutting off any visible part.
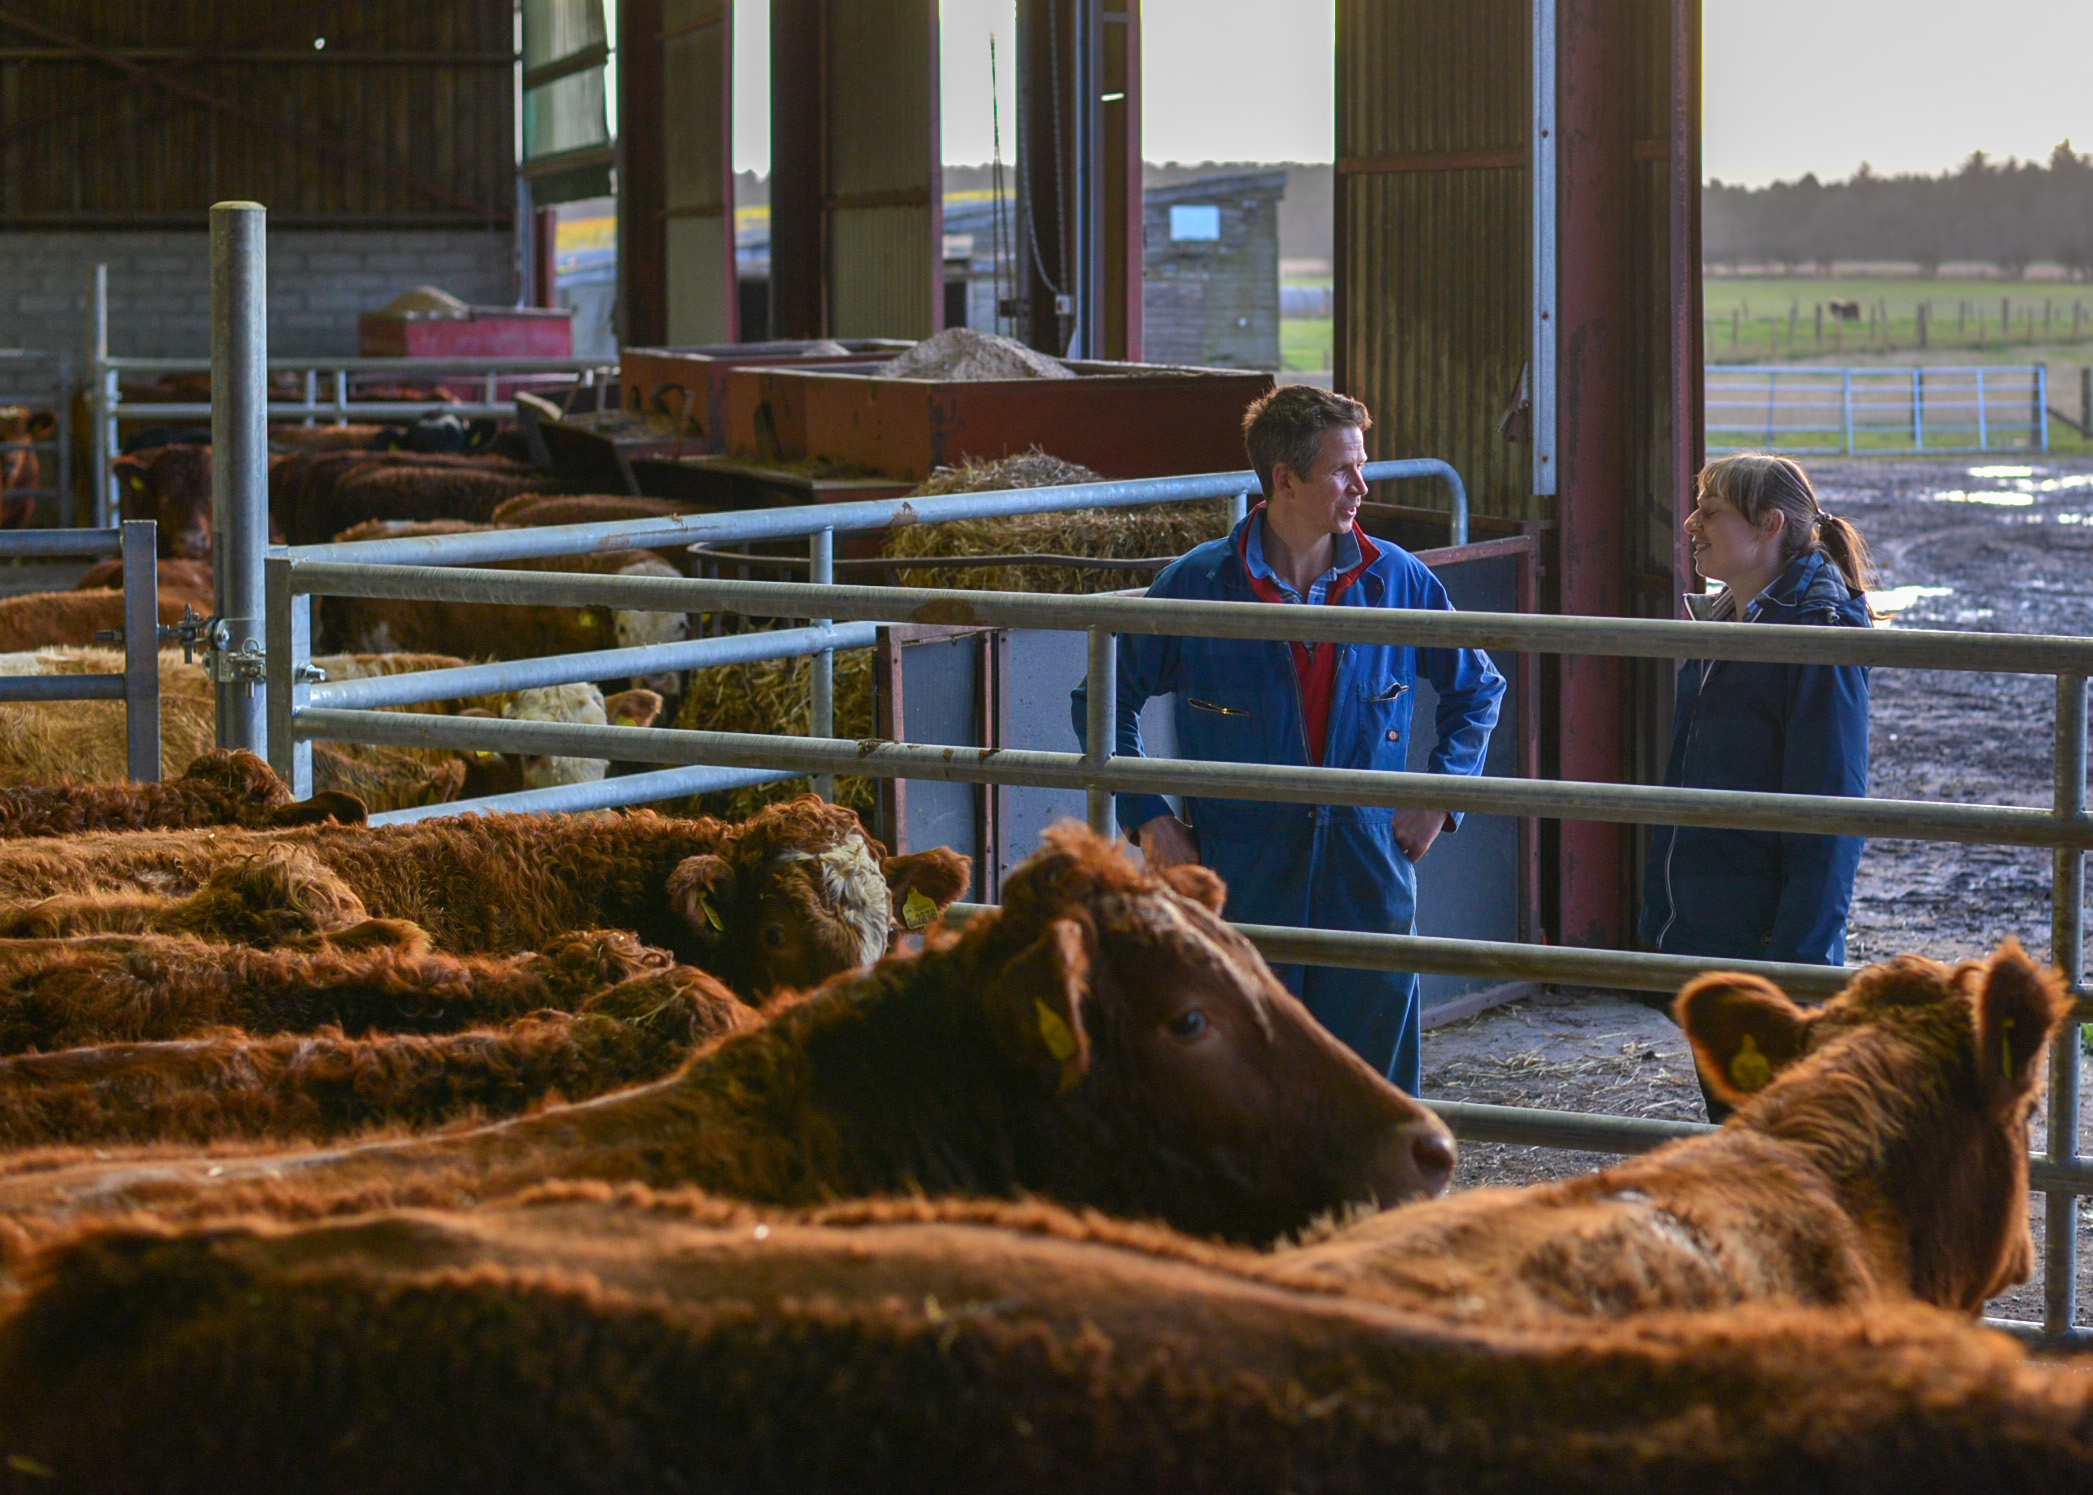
[0,7,499,219]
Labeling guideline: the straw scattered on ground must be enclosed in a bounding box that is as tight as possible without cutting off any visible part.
[881,450,1231,594]
[666,647,877,823]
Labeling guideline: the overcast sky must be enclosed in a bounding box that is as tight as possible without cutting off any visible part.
[729,0,2092,186]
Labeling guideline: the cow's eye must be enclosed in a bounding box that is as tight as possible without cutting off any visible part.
[1166,1009,1208,1039]
[762,926,786,949]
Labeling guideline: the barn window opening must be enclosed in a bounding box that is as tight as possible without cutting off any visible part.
[1169,205,1220,242]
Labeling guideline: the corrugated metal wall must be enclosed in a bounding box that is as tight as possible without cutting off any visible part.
[823,0,940,340]
[660,0,734,343]
[1334,0,1532,522]
[0,0,515,228]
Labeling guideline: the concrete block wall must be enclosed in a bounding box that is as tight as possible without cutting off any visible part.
[0,230,518,361]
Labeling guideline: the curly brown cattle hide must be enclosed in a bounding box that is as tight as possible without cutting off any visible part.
[0,843,375,945]
[1274,941,2070,1324]
[0,590,195,653]
[0,827,1444,1245]
[0,751,364,839]
[71,556,214,612]
[0,798,969,998]
[0,966,754,1148]
[0,928,671,1054]
[5,1195,2091,1495]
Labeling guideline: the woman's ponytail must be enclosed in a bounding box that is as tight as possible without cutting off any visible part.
[1813,509,1876,600]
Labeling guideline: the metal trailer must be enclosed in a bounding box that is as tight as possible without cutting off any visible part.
[0,522,161,781]
[0,348,74,528]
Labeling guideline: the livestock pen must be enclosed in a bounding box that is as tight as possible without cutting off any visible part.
[248,462,2093,1349]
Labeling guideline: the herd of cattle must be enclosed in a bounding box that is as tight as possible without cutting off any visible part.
[0,428,2086,1487]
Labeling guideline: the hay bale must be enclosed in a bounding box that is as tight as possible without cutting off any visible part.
[667,647,878,823]
[879,450,1231,594]
[873,328,1075,382]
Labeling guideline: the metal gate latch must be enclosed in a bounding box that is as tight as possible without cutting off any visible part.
[201,617,267,685]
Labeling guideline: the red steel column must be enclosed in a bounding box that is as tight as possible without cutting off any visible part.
[617,0,667,345]
[1553,0,1634,947]
[1669,0,1705,598]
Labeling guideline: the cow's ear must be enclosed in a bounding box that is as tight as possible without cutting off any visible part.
[988,917,1093,1092]
[885,848,971,930]
[265,791,368,828]
[667,854,735,944]
[1674,973,1815,1109]
[1976,938,2069,1105]
[603,688,663,729]
[1157,863,1227,915]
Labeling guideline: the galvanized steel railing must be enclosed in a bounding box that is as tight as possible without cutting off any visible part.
[263,466,2085,1344]
[0,521,161,780]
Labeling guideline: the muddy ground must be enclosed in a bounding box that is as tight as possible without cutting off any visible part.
[1422,453,2093,1328]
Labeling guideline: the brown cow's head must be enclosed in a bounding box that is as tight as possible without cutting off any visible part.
[1677,940,2071,1313]
[945,824,1455,1243]
[665,797,971,1000]
[112,444,213,559]
[172,750,368,828]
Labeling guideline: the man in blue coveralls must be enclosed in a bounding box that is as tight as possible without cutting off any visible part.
[1072,385,1505,1094]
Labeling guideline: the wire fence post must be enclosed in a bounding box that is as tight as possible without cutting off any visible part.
[265,554,313,798]
[809,526,834,801]
[119,519,160,782]
[1085,625,1116,838]
[2050,673,2087,1339]
[209,201,269,755]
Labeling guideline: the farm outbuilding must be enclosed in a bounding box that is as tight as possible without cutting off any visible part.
[2,0,2091,1482]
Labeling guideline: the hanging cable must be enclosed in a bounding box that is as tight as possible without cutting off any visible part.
[1019,0,1065,299]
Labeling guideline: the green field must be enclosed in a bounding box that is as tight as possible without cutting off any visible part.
[1704,275,2093,368]
[1281,316,1332,373]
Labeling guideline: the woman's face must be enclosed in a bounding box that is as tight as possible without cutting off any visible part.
[1684,488,1784,588]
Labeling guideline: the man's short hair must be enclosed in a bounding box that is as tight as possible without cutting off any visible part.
[1242,385,1372,495]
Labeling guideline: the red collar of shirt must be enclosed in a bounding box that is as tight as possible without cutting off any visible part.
[1235,506,1380,765]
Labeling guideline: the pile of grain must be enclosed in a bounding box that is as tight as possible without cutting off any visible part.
[667,647,878,823]
[873,328,1075,382]
[879,450,1230,593]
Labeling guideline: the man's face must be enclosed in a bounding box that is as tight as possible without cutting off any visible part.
[1271,425,1368,536]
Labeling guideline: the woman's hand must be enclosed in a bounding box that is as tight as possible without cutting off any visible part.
[1137,813,1201,871]
[1392,809,1453,862]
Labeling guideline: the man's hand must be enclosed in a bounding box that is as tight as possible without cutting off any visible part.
[1137,813,1201,871]
[1392,809,1453,863]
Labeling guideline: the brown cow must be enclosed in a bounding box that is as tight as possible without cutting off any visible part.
[0,964,755,1148]
[0,926,670,1054]
[0,826,1452,1243]
[0,798,972,996]
[0,751,365,839]
[8,1195,2092,1494]
[71,555,214,613]
[0,843,376,947]
[1273,941,2070,1325]
[0,589,193,652]
[271,450,553,546]
[490,493,703,528]
[111,441,213,559]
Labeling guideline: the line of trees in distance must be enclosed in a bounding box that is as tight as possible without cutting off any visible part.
[1705,142,2093,279]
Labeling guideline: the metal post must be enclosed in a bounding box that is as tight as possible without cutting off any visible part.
[1764,367,1777,448]
[1913,367,1924,452]
[54,349,73,530]
[2049,673,2086,1339]
[90,263,112,528]
[333,369,349,426]
[119,519,160,782]
[809,526,834,801]
[1530,0,1558,497]
[2036,364,2049,453]
[1084,624,1116,837]
[303,368,317,425]
[265,553,313,798]
[1229,489,1249,527]
[1976,367,1989,450]
[210,202,269,754]
[1840,369,1853,454]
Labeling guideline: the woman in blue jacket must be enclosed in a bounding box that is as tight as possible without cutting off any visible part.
[1641,454,1874,1112]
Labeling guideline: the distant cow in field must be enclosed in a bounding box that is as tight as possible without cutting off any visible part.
[0,797,971,997]
[1827,297,1863,322]
[0,826,1452,1244]
[0,752,364,840]
[0,964,754,1148]
[1273,941,2069,1324]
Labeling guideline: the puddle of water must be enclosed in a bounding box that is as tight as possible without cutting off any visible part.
[2034,474,2093,493]
[1969,465,2040,479]
[1869,585,1953,623]
[1931,489,2036,506]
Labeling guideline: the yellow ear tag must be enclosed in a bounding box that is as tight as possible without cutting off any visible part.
[902,888,939,930]
[1034,999,1078,1063]
[1727,1032,1774,1093]
[699,895,724,932]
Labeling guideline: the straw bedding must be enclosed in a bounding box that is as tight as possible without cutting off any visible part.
[667,648,877,823]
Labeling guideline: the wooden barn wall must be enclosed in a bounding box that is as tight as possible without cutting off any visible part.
[0,0,515,228]
[1334,0,1532,524]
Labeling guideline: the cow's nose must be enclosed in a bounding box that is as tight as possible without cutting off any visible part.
[1369,1118,1458,1205]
